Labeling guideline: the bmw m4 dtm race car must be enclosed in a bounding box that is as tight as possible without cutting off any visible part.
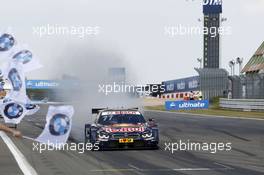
[84,108,159,149]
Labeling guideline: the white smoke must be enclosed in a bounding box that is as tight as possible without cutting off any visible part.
[50,41,142,141]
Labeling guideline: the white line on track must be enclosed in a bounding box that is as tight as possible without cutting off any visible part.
[90,162,233,172]
[214,162,233,170]
[128,164,146,175]
[89,167,231,172]
[173,168,212,171]
[128,164,141,171]
[0,131,38,175]
[145,110,264,121]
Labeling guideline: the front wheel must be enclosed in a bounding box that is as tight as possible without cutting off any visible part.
[84,135,90,144]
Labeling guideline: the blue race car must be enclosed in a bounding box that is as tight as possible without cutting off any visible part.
[84,108,159,149]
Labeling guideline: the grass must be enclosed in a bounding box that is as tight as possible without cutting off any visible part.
[144,99,264,120]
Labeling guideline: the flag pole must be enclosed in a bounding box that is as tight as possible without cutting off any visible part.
[22,135,35,141]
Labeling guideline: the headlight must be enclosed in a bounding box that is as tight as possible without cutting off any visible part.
[142,130,153,138]
[98,131,110,139]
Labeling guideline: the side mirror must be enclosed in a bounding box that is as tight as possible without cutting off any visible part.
[148,118,154,122]
[147,118,157,127]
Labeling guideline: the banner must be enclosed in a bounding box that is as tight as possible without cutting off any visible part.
[0,32,43,124]
[23,97,40,115]
[26,80,60,89]
[0,33,42,72]
[0,33,16,59]
[36,106,74,148]
[10,45,43,72]
[165,100,209,110]
[2,60,27,103]
[1,101,27,124]
[25,104,40,116]
[203,0,222,14]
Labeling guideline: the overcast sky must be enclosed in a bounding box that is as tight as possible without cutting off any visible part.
[1,0,264,84]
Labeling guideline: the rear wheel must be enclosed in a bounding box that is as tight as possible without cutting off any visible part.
[84,135,90,144]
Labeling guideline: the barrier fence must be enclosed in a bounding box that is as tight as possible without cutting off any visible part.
[220,98,264,111]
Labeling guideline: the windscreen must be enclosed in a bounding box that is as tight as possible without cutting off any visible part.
[98,111,146,125]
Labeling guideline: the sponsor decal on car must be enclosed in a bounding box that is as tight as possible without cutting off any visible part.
[101,111,141,115]
[104,127,145,133]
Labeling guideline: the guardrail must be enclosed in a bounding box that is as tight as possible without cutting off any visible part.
[32,101,67,105]
[219,98,264,111]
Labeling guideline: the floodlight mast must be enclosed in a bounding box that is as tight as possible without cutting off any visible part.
[229,60,235,76]
[236,57,243,75]
[197,58,202,69]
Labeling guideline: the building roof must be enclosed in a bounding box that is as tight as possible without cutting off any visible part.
[242,41,264,73]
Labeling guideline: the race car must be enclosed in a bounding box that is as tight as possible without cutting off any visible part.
[84,108,159,149]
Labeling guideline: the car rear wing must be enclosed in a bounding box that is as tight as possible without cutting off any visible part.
[129,107,139,110]
[92,108,106,114]
[92,107,140,114]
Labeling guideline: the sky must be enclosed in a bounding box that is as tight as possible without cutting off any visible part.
[1,0,264,84]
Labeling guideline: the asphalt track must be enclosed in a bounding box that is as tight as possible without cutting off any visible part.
[1,109,264,175]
